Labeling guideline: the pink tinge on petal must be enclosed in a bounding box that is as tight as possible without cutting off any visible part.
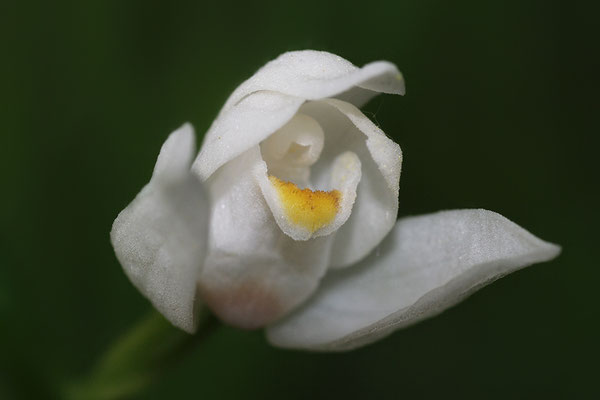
[199,281,284,330]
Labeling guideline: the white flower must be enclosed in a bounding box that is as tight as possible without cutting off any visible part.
[111,51,560,351]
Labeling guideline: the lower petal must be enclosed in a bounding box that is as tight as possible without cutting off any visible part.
[266,209,560,351]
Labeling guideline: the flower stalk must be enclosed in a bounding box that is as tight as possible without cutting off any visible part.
[64,308,217,400]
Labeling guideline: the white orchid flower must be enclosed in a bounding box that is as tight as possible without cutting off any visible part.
[111,50,560,351]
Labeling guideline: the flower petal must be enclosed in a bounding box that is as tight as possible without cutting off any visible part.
[222,50,405,112]
[192,51,404,182]
[153,123,197,180]
[192,91,304,181]
[111,124,209,333]
[301,99,401,268]
[267,209,561,351]
[198,147,333,329]
[260,113,325,187]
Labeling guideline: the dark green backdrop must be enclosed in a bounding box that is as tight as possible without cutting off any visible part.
[1,0,597,399]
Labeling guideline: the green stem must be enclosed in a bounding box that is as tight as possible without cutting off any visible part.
[63,308,217,400]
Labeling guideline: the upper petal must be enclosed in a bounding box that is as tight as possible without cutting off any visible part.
[111,125,209,333]
[192,51,404,182]
[267,209,561,351]
[222,50,405,113]
[192,91,305,181]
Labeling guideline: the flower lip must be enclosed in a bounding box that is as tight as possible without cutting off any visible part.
[257,148,362,241]
[269,175,341,234]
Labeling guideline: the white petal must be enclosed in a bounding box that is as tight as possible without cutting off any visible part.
[262,113,324,167]
[198,147,333,329]
[153,122,196,180]
[192,51,404,182]
[222,50,405,113]
[301,99,401,268]
[192,91,305,181]
[267,209,561,351]
[260,113,325,187]
[111,125,209,333]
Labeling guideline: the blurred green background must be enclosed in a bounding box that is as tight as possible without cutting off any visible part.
[1,0,598,398]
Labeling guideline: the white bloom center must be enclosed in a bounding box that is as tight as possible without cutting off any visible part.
[261,113,324,180]
[257,110,361,241]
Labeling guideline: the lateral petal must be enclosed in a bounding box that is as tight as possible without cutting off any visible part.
[111,125,209,333]
[301,99,401,268]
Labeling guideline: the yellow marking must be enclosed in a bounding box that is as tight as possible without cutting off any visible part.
[269,175,340,233]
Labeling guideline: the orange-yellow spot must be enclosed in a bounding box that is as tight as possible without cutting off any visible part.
[269,175,341,233]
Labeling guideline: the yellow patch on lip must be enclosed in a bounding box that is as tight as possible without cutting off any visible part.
[269,175,341,233]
